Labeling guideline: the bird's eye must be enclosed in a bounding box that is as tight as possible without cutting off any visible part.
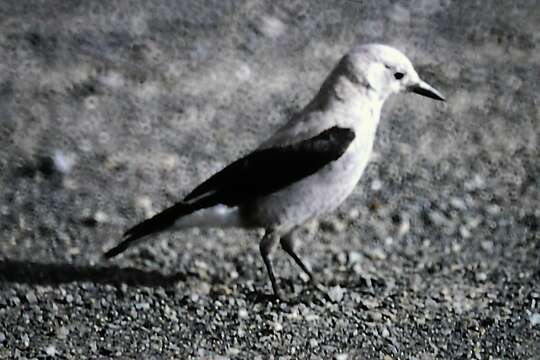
[394,72,405,80]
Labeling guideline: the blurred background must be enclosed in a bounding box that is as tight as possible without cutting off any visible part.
[0,0,539,358]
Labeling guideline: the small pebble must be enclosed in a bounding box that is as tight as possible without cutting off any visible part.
[481,240,494,252]
[368,311,383,322]
[459,225,471,239]
[56,326,69,339]
[529,312,540,326]
[371,179,383,191]
[258,16,286,38]
[397,216,410,238]
[26,291,38,304]
[135,196,154,218]
[337,252,348,265]
[94,210,108,223]
[238,308,249,319]
[10,296,21,306]
[271,321,283,331]
[45,345,57,356]
[21,333,30,348]
[160,153,178,170]
[53,150,76,174]
[135,302,150,311]
[348,251,362,265]
[348,208,360,220]
[364,247,386,261]
[449,197,467,210]
[358,298,379,310]
[327,286,345,302]
[486,204,501,216]
[465,174,485,191]
[475,272,487,282]
[428,210,448,226]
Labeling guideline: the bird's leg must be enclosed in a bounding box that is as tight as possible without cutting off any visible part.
[259,231,282,300]
[279,231,315,282]
[280,231,331,301]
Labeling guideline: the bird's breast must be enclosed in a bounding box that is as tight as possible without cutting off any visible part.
[244,130,377,231]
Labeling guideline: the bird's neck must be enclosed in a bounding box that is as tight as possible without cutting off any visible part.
[307,72,384,135]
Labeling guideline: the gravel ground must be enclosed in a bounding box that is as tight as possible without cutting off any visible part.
[1,1,539,359]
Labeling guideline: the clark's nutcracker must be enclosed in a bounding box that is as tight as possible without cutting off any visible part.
[104,44,444,299]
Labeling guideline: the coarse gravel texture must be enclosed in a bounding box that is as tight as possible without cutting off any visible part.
[1,0,539,359]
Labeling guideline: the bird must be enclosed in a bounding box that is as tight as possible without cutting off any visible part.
[104,44,445,300]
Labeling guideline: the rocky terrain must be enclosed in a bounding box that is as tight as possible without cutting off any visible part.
[0,0,539,358]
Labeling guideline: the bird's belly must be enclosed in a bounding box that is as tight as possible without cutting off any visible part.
[244,145,371,231]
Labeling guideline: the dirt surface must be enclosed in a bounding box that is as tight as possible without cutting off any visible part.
[1,1,539,359]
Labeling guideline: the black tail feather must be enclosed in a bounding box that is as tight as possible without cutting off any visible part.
[103,237,134,259]
[103,202,195,259]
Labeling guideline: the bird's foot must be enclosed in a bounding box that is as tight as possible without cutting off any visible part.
[274,291,301,304]
[308,278,334,303]
[271,288,293,303]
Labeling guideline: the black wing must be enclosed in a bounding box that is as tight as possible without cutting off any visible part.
[184,126,355,207]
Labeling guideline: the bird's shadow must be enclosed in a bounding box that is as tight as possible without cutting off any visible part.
[0,259,300,304]
[0,258,383,305]
[0,258,188,287]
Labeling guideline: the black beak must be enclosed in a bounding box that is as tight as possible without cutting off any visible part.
[408,80,445,101]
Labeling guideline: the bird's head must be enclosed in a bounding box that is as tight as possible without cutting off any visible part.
[344,44,445,102]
